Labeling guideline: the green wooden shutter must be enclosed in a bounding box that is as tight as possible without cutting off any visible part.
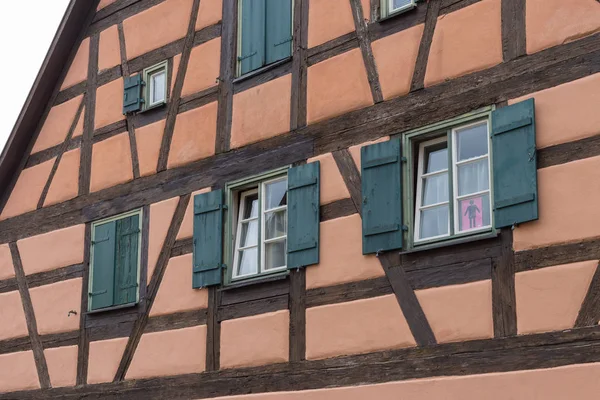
[492,99,538,228]
[265,0,292,65]
[193,190,224,288]
[361,138,403,254]
[114,214,140,306]
[123,75,143,114]
[90,221,116,311]
[288,162,320,269]
[239,0,266,75]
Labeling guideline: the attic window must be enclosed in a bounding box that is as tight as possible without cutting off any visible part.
[143,61,168,110]
[381,0,416,18]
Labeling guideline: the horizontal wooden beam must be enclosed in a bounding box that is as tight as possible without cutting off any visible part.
[515,238,600,273]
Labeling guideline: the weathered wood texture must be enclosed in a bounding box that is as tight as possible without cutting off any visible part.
[492,229,517,337]
[515,238,600,273]
[290,0,309,129]
[332,150,362,215]
[146,309,208,334]
[289,269,306,362]
[575,262,600,328]
[501,0,526,61]
[77,223,92,385]
[410,0,441,91]
[206,287,220,371]
[79,33,99,196]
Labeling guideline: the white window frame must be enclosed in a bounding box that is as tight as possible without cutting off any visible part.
[143,60,168,110]
[414,136,450,243]
[231,176,288,281]
[382,0,416,18]
[451,120,493,236]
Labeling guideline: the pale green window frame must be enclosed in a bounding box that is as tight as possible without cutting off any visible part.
[142,60,168,111]
[224,166,290,286]
[380,0,417,19]
[400,106,496,251]
[88,208,143,312]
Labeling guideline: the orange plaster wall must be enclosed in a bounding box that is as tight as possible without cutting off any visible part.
[513,156,600,251]
[307,49,373,124]
[97,0,117,10]
[44,345,78,388]
[424,0,502,87]
[526,0,600,55]
[44,148,80,207]
[181,38,221,97]
[372,24,424,100]
[308,0,355,48]
[0,244,14,280]
[32,95,83,153]
[416,280,494,343]
[0,158,54,221]
[148,197,179,284]
[123,0,194,60]
[306,214,384,289]
[95,78,125,130]
[306,153,350,205]
[0,351,40,393]
[220,310,290,369]
[361,0,371,20]
[18,224,85,276]
[0,291,28,341]
[231,75,292,149]
[90,132,134,193]
[177,188,211,240]
[29,278,82,335]
[509,73,600,149]
[306,295,416,360]
[196,0,223,30]
[61,38,90,90]
[87,337,128,384]
[150,254,209,316]
[168,101,217,169]
[348,137,390,171]
[515,261,598,335]
[126,325,207,379]
[98,25,121,72]
[135,119,165,177]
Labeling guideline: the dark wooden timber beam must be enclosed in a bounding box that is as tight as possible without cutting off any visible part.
[410,0,441,91]
[501,0,526,61]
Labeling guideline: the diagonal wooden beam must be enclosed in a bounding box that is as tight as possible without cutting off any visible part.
[501,0,526,61]
[410,0,441,91]
[9,243,51,389]
[332,149,362,216]
[156,0,202,172]
[349,0,383,103]
[575,262,600,328]
[113,194,191,381]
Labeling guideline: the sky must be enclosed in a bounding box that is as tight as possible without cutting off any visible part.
[0,1,71,154]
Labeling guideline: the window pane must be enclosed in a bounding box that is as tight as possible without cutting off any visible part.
[424,144,448,174]
[265,240,286,270]
[456,123,488,161]
[237,247,258,276]
[239,220,258,247]
[265,210,286,240]
[242,193,259,219]
[457,159,489,196]
[420,205,449,240]
[150,71,166,104]
[392,0,412,10]
[458,194,491,232]
[422,173,448,206]
[265,179,287,210]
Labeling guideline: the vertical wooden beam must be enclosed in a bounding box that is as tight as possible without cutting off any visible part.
[332,149,362,216]
[410,0,441,91]
[113,194,191,381]
[79,33,100,195]
[9,243,51,389]
[37,98,86,209]
[492,229,517,337]
[349,0,383,103]
[501,0,526,61]
[215,0,237,154]
[205,287,221,371]
[289,268,306,362]
[369,0,380,21]
[290,0,309,130]
[157,0,202,172]
[575,262,600,328]
[76,223,92,385]
[117,22,140,179]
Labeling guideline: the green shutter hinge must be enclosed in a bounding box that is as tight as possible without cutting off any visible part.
[274,37,293,47]
[238,51,257,61]
[401,157,408,163]
[402,225,409,231]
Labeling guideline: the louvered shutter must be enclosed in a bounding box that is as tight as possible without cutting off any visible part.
[239,0,266,75]
[361,138,403,254]
[492,99,538,228]
[287,162,320,269]
[90,221,116,311]
[265,0,293,65]
[193,190,224,288]
[123,74,144,114]
[114,214,140,306]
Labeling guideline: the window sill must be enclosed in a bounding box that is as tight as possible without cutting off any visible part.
[401,230,500,255]
[86,301,138,315]
[223,271,289,291]
[377,3,417,24]
[140,101,166,114]
[233,57,292,84]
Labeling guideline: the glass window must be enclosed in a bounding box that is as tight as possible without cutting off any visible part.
[142,61,168,110]
[232,176,288,280]
[413,120,492,243]
[382,0,415,17]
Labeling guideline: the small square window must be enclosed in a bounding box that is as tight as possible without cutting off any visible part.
[381,0,416,18]
[143,61,168,110]
[230,174,288,281]
[407,115,493,246]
